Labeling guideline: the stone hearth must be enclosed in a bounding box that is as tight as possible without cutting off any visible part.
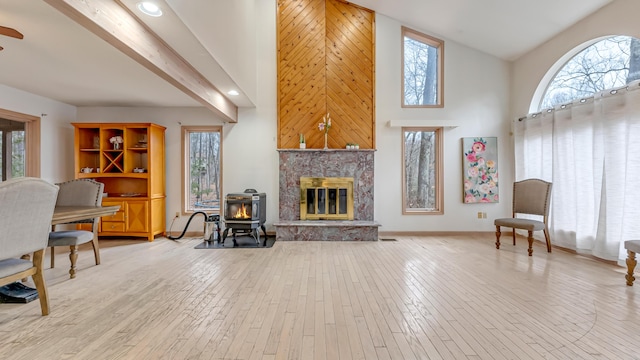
[274,149,379,241]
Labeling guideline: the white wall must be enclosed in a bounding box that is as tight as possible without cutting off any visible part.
[374,14,512,232]
[512,0,640,117]
[222,0,279,231]
[167,0,258,103]
[0,84,76,184]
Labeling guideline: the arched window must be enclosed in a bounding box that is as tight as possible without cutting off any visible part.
[539,35,640,110]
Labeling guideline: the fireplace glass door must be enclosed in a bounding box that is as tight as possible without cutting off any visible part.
[227,200,254,220]
[300,177,353,220]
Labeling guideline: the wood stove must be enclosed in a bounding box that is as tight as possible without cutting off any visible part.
[222,189,267,246]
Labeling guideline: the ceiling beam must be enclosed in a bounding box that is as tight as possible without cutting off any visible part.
[43,0,238,122]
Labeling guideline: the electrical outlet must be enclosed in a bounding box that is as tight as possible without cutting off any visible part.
[477,212,483,219]
[477,212,487,219]
[174,211,180,218]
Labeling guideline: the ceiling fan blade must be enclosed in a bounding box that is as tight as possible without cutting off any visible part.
[0,26,24,40]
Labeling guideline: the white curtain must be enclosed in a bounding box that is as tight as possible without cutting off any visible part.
[514,81,640,262]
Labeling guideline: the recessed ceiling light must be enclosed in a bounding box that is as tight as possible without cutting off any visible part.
[227,90,240,96]
[137,2,163,17]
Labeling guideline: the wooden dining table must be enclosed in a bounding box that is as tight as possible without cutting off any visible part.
[52,205,120,225]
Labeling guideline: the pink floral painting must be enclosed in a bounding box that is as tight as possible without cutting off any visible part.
[462,137,499,203]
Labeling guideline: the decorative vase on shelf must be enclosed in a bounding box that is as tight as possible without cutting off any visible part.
[318,112,331,149]
[299,133,306,149]
[113,142,120,150]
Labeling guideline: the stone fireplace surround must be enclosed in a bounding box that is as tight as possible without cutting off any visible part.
[274,149,380,241]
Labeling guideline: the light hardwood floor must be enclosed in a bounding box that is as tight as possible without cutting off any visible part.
[0,234,638,360]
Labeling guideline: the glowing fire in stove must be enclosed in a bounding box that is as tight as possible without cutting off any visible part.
[234,203,250,219]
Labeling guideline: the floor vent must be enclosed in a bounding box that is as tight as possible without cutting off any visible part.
[379,238,397,241]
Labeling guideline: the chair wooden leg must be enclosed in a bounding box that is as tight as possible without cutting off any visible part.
[20,254,30,282]
[626,250,637,286]
[512,230,516,246]
[495,226,501,249]
[91,236,101,265]
[50,246,55,268]
[32,249,50,316]
[543,228,552,253]
[69,245,78,279]
[527,231,534,256]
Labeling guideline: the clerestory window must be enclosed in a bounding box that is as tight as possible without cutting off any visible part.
[402,26,444,107]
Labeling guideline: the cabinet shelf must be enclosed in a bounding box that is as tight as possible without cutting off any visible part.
[73,122,166,241]
[105,193,148,199]
[103,151,124,173]
[77,172,148,179]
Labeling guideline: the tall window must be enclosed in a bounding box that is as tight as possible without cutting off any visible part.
[182,126,222,213]
[402,26,444,107]
[540,35,640,109]
[402,127,443,214]
[0,119,26,181]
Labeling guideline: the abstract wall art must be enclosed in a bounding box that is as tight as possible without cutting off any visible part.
[462,137,499,203]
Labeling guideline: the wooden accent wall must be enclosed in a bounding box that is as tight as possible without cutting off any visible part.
[277,0,375,149]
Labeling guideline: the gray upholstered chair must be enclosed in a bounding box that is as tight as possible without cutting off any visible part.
[0,177,59,315]
[494,179,552,256]
[625,240,639,286]
[48,179,104,279]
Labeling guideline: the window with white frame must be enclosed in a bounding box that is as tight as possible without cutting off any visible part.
[181,126,222,214]
[402,127,443,214]
[402,26,444,107]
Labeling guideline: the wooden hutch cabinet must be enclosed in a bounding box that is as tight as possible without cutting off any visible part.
[72,123,166,241]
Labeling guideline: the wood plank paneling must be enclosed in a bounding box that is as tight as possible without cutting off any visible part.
[278,0,375,149]
[278,0,327,148]
[325,0,375,149]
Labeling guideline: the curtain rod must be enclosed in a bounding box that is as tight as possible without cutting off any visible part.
[519,81,640,121]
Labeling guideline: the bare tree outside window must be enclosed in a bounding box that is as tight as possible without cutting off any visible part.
[541,36,640,109]
[0,125,25,181]
[11,131,24,178]
[402,128,443,214]
[402,27,444,107]
[182,127,222,213]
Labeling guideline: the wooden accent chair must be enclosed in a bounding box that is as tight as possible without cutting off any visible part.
[625,240,639,286]
[48,179,104,279]
[0,177,59,315]
[494,179,552,256]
